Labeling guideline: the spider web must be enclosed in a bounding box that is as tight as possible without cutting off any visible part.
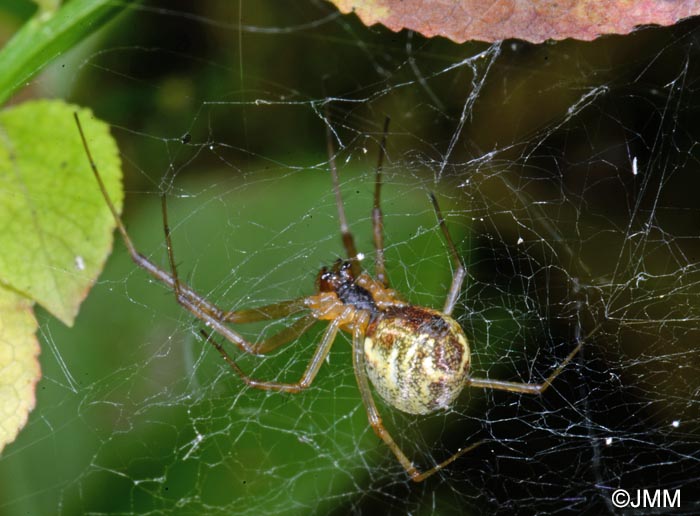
[2,1,700,514]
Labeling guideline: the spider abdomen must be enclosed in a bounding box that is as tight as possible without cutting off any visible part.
[364,306,470,415]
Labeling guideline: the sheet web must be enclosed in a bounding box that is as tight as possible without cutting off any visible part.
[3,2,700,515]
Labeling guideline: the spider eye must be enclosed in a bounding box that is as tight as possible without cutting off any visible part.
[339,260,355,280]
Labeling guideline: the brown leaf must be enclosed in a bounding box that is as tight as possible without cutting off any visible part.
[330,0,700,43]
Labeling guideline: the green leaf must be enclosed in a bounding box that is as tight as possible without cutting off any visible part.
[0,0,131,105]
[32,0,61,15]
[0,99,123,325]
[0,285,39,454]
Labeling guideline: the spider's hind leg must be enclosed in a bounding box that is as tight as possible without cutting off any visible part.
[467,340,584,394]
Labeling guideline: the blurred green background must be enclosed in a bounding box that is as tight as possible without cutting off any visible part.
[2,1,700,514]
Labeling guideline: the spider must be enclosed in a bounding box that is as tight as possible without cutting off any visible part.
[74,113,584,482]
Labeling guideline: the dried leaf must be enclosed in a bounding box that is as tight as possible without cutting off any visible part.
[0,286,39,453]
[330,0,700,43]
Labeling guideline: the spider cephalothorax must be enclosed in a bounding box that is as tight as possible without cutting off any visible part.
[317,259,377,313]
[77,112,585,482]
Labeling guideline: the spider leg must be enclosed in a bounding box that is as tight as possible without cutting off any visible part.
[158,135,315,351]
[199,313,342,392]
[160,189,230,331]
[372,117,390,287]
[222,298,308,323]
[325,114,361,277]
[355,274,405,308]
[220,299,316,354]
[75,113,303,357]
[161,193,181,294]
[467,340,583,394]
[429,193,466,316]
[351,312,483,482]
[249,314,317,354]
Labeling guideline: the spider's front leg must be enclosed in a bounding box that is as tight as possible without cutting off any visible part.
[200,305,355,393]
[219,298,316,354]
[75,113,310,358]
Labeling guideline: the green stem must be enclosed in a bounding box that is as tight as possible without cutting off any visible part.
[0,0,135,106]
